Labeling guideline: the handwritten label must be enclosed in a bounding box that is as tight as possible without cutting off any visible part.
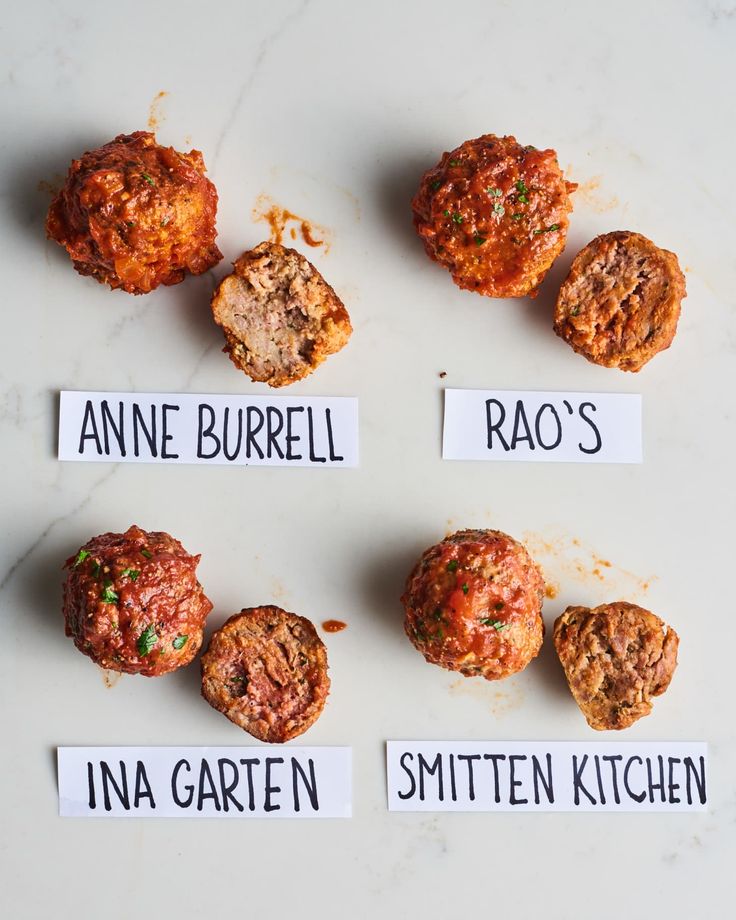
[58,746,352,818]
[387,741,707,813]
[58,391,358,467]
[443,388,642,463]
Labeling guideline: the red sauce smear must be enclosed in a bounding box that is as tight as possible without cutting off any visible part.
[322,619,347,633]
[252,194,328,249]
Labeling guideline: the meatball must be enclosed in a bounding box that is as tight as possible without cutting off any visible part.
[401,529,545,680]
[210,241,352,387]
[46,131,222,294]
[412,135,576,298]
[553,602,679,730]
[201,606,330,742]
[553,230,686,371]
[62,525,212,676]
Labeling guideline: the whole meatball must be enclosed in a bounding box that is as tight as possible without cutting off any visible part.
[554,602,679,730]
[201,606,330,742]
[401,529,545,680]
[553,230,686,372]
[62,525,213,676]
[412,134,576,298]
[46,131,222,294]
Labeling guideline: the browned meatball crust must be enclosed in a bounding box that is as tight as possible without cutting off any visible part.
[210,241,352,387]
[412,134,576,298]
[46,131,222,294]
[401,529,545,681]
[201,606,330,742]
[554,602,679,730]
[553,231,686,371]
[62,525,212,676]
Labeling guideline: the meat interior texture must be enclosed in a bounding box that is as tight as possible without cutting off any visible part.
[402,529,545,681]
[211,242,352,387]
[201,606,330,743]
[62,525,213,677]
[554,230,686,371]
[411,134,576,298]
[46,131,222,294]
[553,602,679,730]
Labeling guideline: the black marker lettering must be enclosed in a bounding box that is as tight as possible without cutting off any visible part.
[593,755,606,805]
[623,756,646,803]
[171,759,194,808]
[218,758,243,813]
[161,404,180,459]
[578,402,602,454]
[685,756,706,805]
[418,753,444,802]
[457,754,481,801]
[602,755,623,804]
[509,754,528,805]
[101,760,130,812]
[511,400,535,450]
[197,404,220,459]
[239,758,260,811]
[101,400,126,457]
[134,761,155,809]
[264,757,284,812]
[397,752,416,800]
[132,403,157,458]
[87,761,96,810]
[245,407,265,460]
[647,755,665,803]
[292,758,319,812]
[197,758,221,812]
[222,407,243,462]
[325,408,343,462]
[483,754,506,804]
[532,753,554,804]
[534,404,562,450]
[307,407,327,463]
[448,753,457,801]
[485,399,510,451]
[285,406,304,460]
[78,400,102,455]
[572,755,596,806]
[266,407,285,460]
[667,757,681,804]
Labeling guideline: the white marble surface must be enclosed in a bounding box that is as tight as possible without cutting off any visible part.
[1,0,734,916]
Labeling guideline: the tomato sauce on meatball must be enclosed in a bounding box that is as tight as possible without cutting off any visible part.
[46,131,222,294]
[412,134,576,298]
[201,606,330,743]
[401,529,545,680]
[62,525,212,676]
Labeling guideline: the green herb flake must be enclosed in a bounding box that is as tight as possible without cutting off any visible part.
[141,173,155,187]
[126,221,135,228]
[511,213,523,221]
[140,549,153,559]
[451,212,463,225]
[430,179,442,191]
[534,223,561,235]
[495,602,505,611]
[137,624,158,657]
[462,583,469,595]
[448,159,460,166]
[173,635,189,650]
[91,560,101,578]
[493,202,505,217]
[523,145,537,151]
[160,216,170,228]
[73,549,90,567]
[474,235,487,246]
[443,209,450,217]
[432,607,443,621]
[571,305,581,316]
[436,626,444,639]
[515,179,530,203]
[100,580,119,604]
[480,618,508,630]
[121,568,140,581]
[486,187,503,198]
[447,560,459,572]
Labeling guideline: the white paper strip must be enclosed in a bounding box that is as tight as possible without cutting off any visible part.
[387,741,707,813]
[442,388,642,463]
[58,746,352,818]
[58,391,358,467]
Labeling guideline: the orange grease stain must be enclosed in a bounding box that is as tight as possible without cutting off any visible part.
[322,619,347,633]
[545,582,559,599]
[252,194,330,251]
[100,669,122,688]
[147,91,169,131]
[566,172,619,213]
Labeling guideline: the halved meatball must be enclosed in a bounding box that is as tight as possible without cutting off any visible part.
[201,606,330,742]
[210,242,352,387]
[401,529,545,681]
[553,601,679,730]
[46,131,222,294]
[62,525,212,676]
[412,134,576,298]
[553,231,686,371]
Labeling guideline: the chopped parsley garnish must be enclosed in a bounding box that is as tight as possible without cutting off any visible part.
[486,187,502,198]
[172,635,188,650]
[100,580,118,604]
[137,624,158,657]
[432,607,443,621]
[73,549,90,567]
[571,306,581,316]
[515,179,529,203]
[533,223,560,235]
[141,173,155,187]
[160,216,170,227]
[480,618,509,630]
[126,221,135,228]
[120,568,140,581]
[523,145,537,151]
[451,212,463,225]
[511,213,523,221]
[447,560,459,572]
[443,209,450,217]
[474,235,487,246]
[140,549,153,559]
[462,583,469,595]
[492,202,505,217]
[448,159,461,166]
[430,179,442,191]
[436,626,444,639]
[494,602,505,611]
[91,560,101,578]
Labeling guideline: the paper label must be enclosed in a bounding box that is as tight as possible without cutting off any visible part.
[58,746,352,818]
[58,391,358,467]
[442,388,642,463]
[387,741,707,813]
